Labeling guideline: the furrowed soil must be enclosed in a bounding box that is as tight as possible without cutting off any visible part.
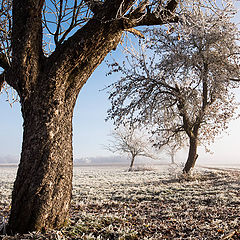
[0,164,239,239]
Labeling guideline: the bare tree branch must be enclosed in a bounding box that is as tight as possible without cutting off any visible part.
[124,0,178,28]
[54,0,64,45]
[126,28,144,38]
[229,78,240,82]
[47,0,179,78]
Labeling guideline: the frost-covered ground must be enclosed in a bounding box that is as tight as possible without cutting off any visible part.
[0,164,239,239]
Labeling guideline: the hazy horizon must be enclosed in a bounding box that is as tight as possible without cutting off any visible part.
[0,154,239,167]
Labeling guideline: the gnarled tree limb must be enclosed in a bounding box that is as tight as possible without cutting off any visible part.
[125,0,178,28]
[48,0,178,84]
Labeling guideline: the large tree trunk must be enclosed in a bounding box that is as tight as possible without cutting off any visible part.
[8,85,76,233]
[7,17,123,233]
[4,0,177,234]
[183,136,198,174]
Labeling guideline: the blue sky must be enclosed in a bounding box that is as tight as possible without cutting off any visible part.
[0,54,122,162]
[1,54,240,165]
[0,2,240,165]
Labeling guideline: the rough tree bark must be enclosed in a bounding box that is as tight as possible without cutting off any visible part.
[183,62,209,174]
[0,0,178,234]
[178,94,200,174]
[8,92,74,233]
[183,135,198,173]
[8,19,123,234]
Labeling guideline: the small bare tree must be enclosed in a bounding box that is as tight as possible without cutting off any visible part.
[106,125,157,171]
[107,8,240,174]
[164,142,182,164]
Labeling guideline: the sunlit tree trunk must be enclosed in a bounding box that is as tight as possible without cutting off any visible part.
[7,5,122,232]
[8,88,75,233]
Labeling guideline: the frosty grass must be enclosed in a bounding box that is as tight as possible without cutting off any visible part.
[0,164,239,239]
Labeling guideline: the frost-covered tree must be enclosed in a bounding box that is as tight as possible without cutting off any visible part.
[164,141,184,164]
[107,9,240,174]
[106,125,157,171]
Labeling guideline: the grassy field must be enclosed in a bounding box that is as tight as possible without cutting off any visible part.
[0,164,239,239]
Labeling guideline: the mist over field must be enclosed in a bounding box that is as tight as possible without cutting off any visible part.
[0,156,19,164]
[0,154,239,168]
[0,155,158,165]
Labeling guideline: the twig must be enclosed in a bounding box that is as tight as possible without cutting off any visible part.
[222,230,236,239]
